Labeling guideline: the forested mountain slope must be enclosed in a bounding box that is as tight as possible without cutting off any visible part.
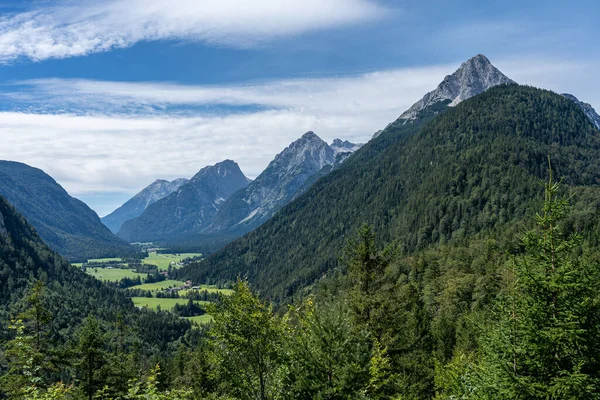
[0,161,132,261]
[0,195,189,345]
[175,85,600,302]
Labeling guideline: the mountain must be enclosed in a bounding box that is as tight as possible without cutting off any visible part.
[174,83,600,303]
[562,93,600,130]
[0,161,132,261]
[102,178,189,233]
[201,132,361,238]
[373,54,514,138]
[117,160,250,243]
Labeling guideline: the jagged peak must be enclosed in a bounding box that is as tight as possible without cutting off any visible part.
[395,54,515,123]
[298,131,324,142]
[191,160,247,183]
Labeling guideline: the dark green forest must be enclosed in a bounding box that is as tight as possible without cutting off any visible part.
[2,85,600,399]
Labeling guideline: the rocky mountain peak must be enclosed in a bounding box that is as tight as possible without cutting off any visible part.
[102,176,190,233]
[396,54,515,122]
[191,159,247,183]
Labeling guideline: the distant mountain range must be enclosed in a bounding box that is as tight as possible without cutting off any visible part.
[0,161,132,261]
[203,132,362,237]
[117,160,251,243]
[111,132,361,248]
[102,178,188,233]
[4,53,599,273]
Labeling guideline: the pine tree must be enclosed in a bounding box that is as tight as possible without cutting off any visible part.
[75,316,107,400]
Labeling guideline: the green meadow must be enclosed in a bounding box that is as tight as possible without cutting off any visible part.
[143,252,202,270]
[130,280,186,291]
[86,267,146,282]
[132,297,213,325]
[74,252,202,272]
[131,297,210,310]
[186,314,213,325]
[180,285,234,296]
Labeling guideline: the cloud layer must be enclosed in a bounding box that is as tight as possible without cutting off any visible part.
[0,0,385,63]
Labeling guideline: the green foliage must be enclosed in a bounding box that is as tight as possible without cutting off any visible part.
[207,280,285,400]
[285,298,372,399]
[122,364,193,400]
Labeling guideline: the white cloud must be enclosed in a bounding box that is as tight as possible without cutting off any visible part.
[0,0,387,63]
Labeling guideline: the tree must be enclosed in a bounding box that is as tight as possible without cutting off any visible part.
[285,297,372,399]
[75,316,107,400]
[207,279,284,400]
[341,224,393,339]
[0,281,55,397]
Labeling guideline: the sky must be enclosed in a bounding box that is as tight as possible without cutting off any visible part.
[0,0,598,217]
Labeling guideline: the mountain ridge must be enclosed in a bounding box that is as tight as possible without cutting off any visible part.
[0,160,132,261]
[102,177,189,233]
[202,131,361,237]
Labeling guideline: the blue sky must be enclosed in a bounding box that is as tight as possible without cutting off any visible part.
[0,0,598,216]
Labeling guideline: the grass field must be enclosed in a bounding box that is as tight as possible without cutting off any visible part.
[131,297,210,310]
[142,253,202,270]
[75,253,202,272]
[86,267,146,282]
[130,280,186,291]
[87,257,123,263]
[180,286,234,296]
[186,314,213,325]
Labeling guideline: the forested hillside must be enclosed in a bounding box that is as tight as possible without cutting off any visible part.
[0,195,193,398]
[175,85,600,302]
[0,161,132,261]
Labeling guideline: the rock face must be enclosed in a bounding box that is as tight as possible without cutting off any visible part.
[330,139,363,156]
[0,160,132,261]
[562,94,600,130]
[117,160,250,242]
[374,54,515,138]
[203,132,361,236]
[102,178,189,233]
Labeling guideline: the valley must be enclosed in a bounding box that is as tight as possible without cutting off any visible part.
[75,252,230,325]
